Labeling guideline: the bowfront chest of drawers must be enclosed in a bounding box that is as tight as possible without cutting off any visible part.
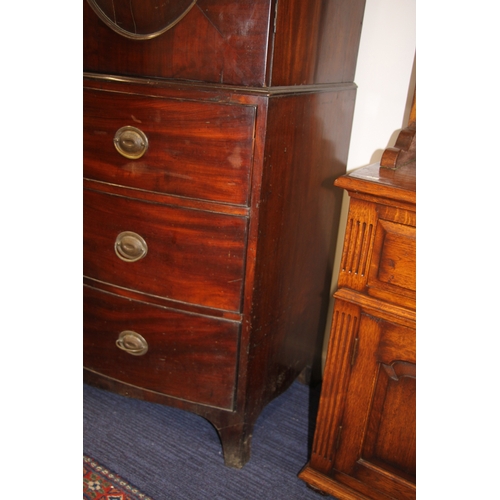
[83,0,366,467]
[299,161,416,497]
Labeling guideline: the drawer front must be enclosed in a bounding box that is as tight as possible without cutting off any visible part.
[372,220,416,290]
[367,219,416,302]
[338,199,415,308]
[83,189,247,312]
[83,286,239,410]
[83,88,256,205]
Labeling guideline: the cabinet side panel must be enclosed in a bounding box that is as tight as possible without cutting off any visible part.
[272,0,366,85]
[247,88,357,408]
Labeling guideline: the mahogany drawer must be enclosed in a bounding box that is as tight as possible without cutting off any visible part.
[83,285,239,410]
[83,87,256,206]
[83,188,248,312]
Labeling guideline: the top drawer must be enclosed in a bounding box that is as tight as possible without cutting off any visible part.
[83,88,256,205]
[366,218,416,301]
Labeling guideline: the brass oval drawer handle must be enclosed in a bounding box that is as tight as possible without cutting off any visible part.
[116,330,148,356]
[113,126,149,159]
[114,231,148,262]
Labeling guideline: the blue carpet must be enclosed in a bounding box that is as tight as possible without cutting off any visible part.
[83,380,334,499]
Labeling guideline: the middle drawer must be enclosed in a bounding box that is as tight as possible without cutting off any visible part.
[83,188,248,312]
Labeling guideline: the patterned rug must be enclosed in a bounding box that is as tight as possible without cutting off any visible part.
[84,456,153,500]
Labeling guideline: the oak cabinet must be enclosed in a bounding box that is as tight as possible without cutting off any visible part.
[300,160,416,498]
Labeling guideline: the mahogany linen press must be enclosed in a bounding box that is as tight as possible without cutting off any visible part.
[83,0,366,467]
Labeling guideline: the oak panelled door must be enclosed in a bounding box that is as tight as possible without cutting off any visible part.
[313,299,416,498]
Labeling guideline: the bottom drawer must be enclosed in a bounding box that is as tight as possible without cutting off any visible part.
[83,285,239,410]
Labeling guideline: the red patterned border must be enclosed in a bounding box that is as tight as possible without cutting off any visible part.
[84,455,153,500]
